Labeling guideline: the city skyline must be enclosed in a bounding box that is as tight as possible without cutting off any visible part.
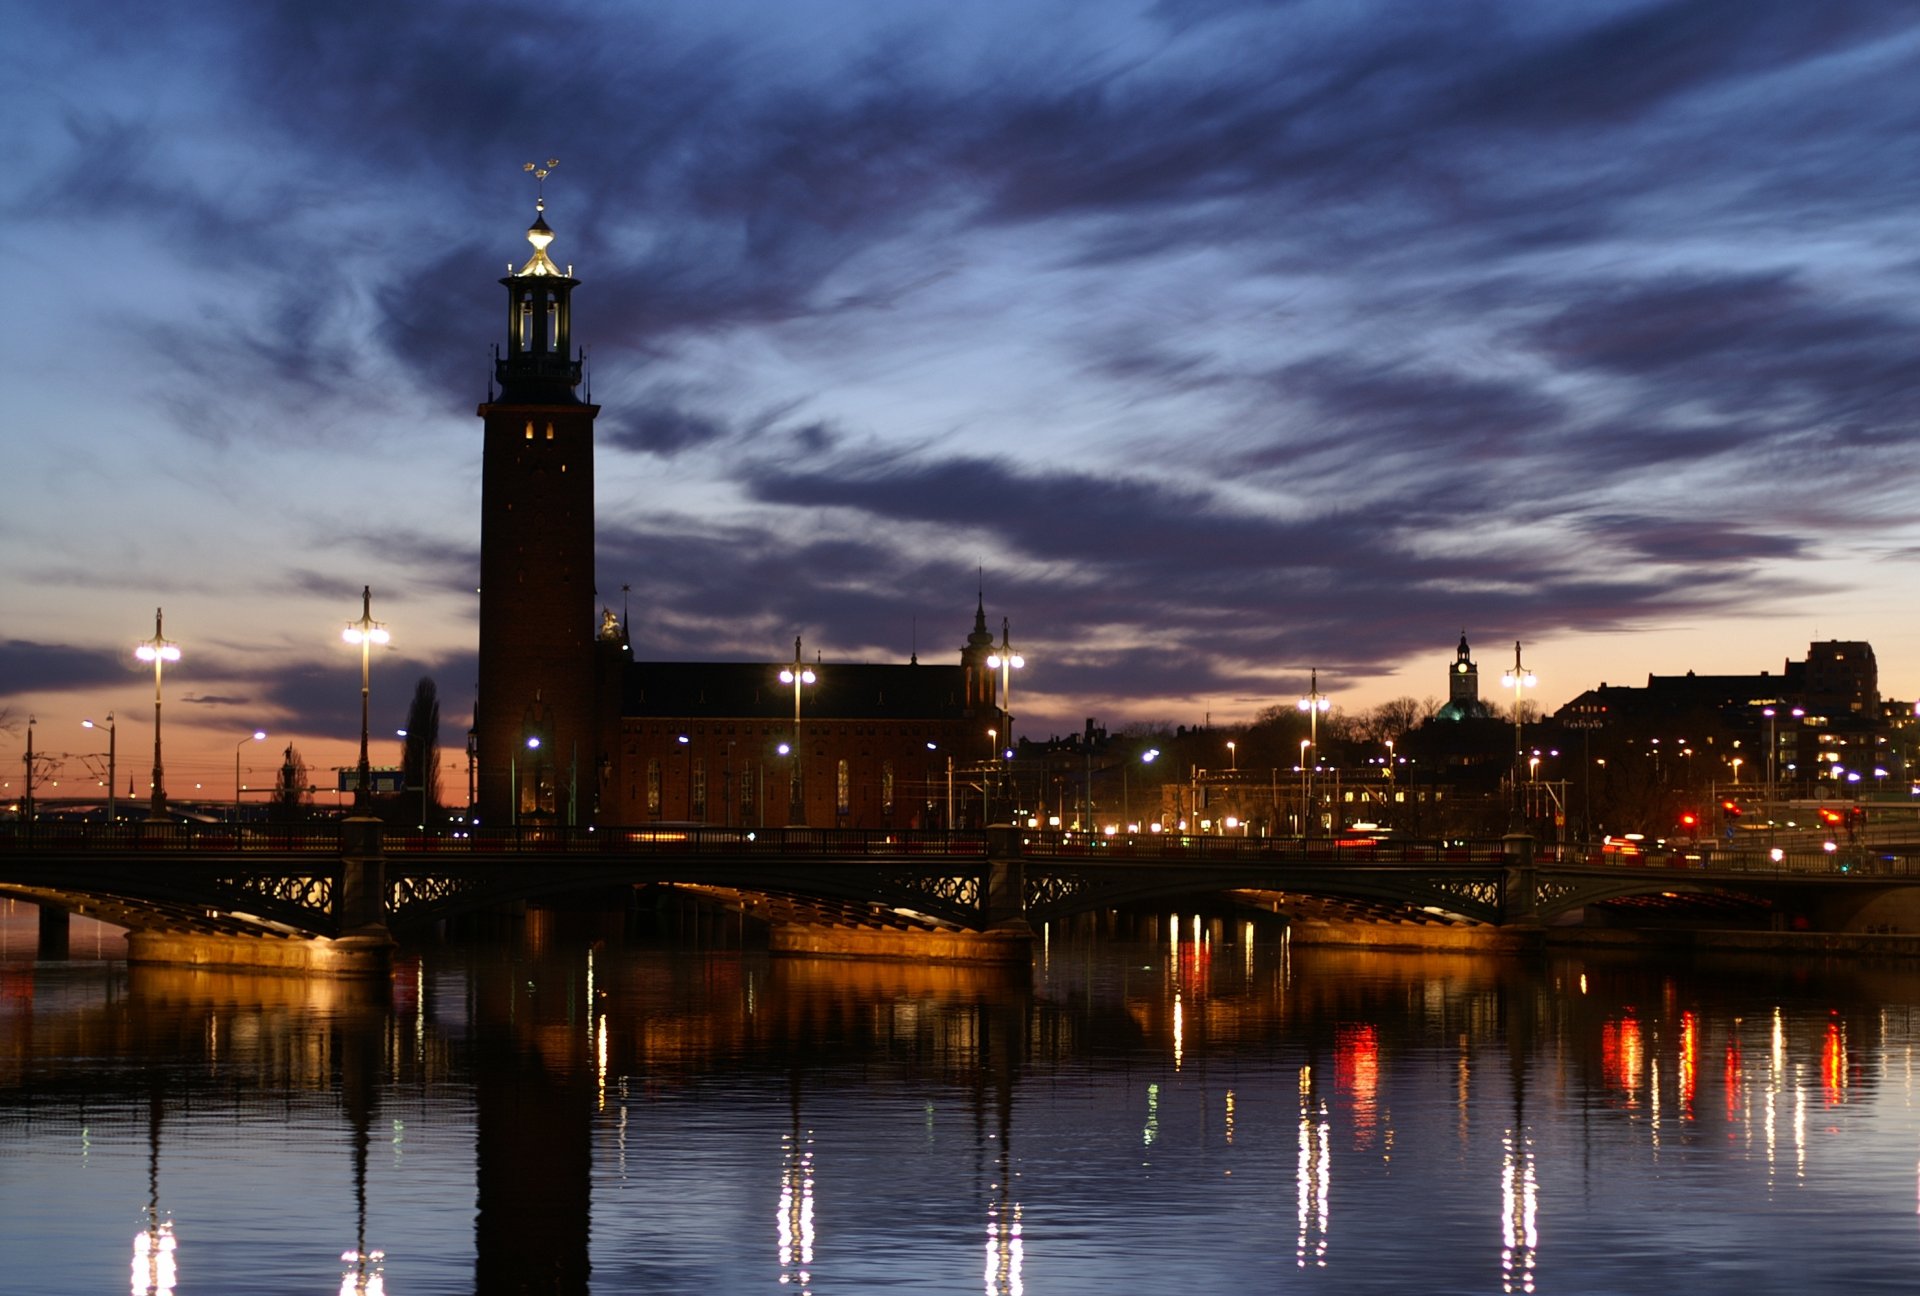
[5,2,1919,794]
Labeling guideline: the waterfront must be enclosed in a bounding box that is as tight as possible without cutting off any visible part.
[6,901,1920,1293]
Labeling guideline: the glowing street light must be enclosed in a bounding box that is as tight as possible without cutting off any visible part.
[1298,669,1330,837]
[1501,642,1536,821]
[342,586,391,812]
[234,730,266,823]
[1226,740,1237,771]
[1121,746,1159,831]
[83,714,116,824]
[778,636,817,825]
[134,608,182,820]
[511,735,540,828]
[987,619,1025,817]
[1762,705,1804,848]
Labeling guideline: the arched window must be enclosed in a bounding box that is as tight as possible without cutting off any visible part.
[646,759,661,815]
[837,759,851,815]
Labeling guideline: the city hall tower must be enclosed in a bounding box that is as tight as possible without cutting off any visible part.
[476,192,599,824]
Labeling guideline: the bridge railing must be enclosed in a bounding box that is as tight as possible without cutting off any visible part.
[387,825,992,857]
[1014,832,1513,864]
[0,822,339,852]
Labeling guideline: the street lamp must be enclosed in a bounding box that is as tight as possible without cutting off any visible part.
[1762,705,1804,848]
[1227,740,1237,771]
[1298,669,1330,837]
[1501,642,1536,822]
[234,730,266,823]
[987,620,1025,816]
[1298,738,1311,837]
[778,636,816,825]
[511,735,540,827]
[83,715,116,825]
[341,586,390,812]
[134,608,181,820]
[1121,746,1159,831]
[986,619,1025,749]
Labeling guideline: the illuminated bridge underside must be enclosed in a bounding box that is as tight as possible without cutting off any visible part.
[1021,864,1506,926]
[7,834,1918,939]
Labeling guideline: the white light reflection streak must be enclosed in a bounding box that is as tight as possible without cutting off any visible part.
[1224,1091,1236,1146]
[1173,992,1185,1072]
[777,1130,816,1290]
[131,1215,177,1296]
[337,1246,387,1296]
[1650,1055,1662,1153]
[1144,1082,1160,1147]
[596,1012,609,1112]
[1296,1066,1329,1268]
[1795,1068,1807,1181]
[1500,1130,1538,1294]
[985,1200,1023,1296]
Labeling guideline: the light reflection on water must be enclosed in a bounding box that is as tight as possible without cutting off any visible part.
[7,900,1920,1292]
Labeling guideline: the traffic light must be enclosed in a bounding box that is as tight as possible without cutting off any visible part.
[1678,810,1699,832]
[1721,799,1742,819]
[1818,807,1843,825]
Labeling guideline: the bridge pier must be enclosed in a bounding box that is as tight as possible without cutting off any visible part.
[37,903,69,960]
[1501,831,1541,928]
[124,818,395,978]
[764,827,1035,965]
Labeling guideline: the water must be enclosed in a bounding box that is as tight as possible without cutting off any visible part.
[7,899,1920,1293]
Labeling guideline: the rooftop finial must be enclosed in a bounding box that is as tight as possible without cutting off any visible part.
[523,157,559,208]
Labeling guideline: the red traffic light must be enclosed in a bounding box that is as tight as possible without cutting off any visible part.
[1678,811,1699,828]
[1818,807,1843,825]
[1721,799,1742,817]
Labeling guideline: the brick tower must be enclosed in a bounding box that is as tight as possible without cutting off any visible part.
[476,192,599,825]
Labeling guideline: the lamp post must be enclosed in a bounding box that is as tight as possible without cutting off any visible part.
[1298,738,1310,837]
[234,730,266,823]
[1500,642,1536,824]
[1227,740,1237,771]
[83,715,116,825]
[511,735,540,828]
[341,586,390,812]
[778,636,816,826]
[1297,669,1330,838]
[1121,747,1159,831]
[987,620,1024,818]
[21,715,34,826]
[135,608,181,821]
[1762,705,1803,849]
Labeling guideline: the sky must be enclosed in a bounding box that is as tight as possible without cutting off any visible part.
[4,0,1919,803]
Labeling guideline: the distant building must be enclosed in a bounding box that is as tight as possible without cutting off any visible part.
[1433,633,1492,722]
[597,601,1008,829]
[1551,640,1895,795]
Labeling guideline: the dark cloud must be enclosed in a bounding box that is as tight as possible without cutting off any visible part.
[602,394,732,458]
[0,641,132,702]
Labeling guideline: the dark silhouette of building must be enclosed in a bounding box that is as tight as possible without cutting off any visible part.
[475,197,600,825]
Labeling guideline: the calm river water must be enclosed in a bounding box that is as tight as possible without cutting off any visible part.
[6,898,1920,1294]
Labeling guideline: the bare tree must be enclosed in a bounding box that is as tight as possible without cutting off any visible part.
[399,678,442,825]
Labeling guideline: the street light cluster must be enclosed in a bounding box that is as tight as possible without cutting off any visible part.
[85,592,388,825]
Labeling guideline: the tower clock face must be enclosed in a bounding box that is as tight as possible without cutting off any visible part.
[1457,663,1469,673]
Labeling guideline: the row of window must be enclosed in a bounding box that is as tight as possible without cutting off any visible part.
[639,758,897,816]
